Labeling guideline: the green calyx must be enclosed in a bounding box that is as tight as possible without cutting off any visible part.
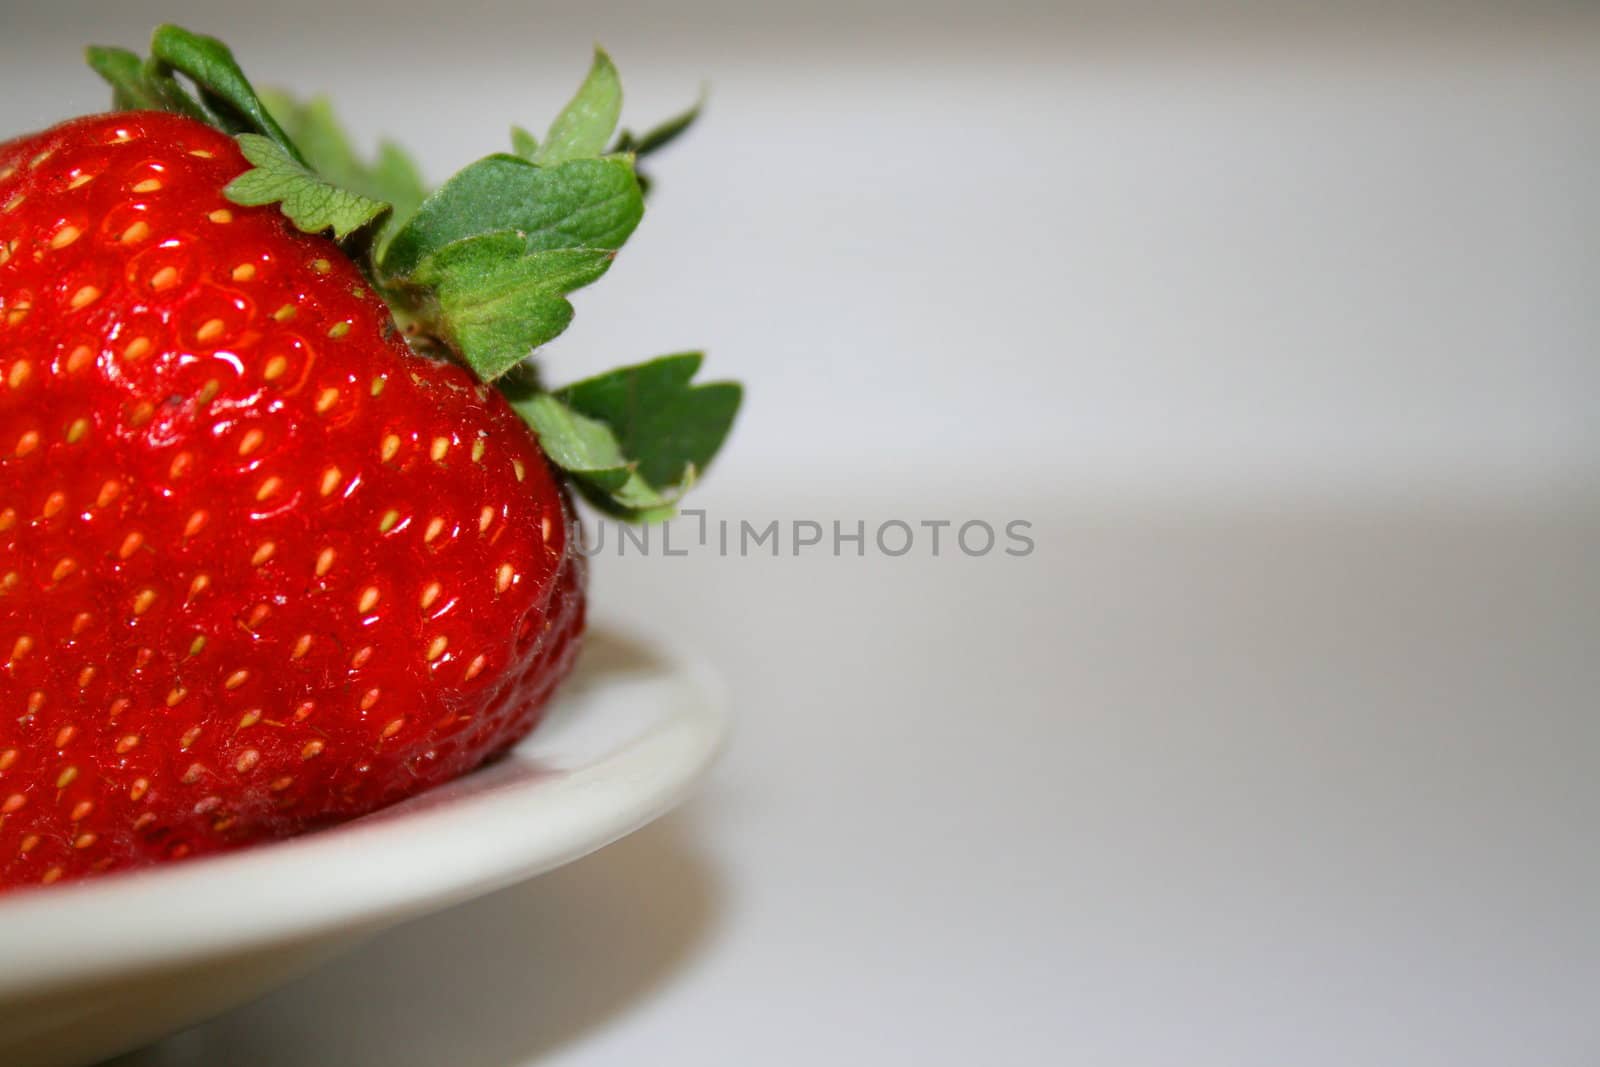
[87,25,735,523]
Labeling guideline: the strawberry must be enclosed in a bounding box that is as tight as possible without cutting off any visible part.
[0,27,737,889]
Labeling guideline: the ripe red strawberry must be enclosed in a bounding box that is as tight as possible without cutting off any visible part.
[0,28,736,890]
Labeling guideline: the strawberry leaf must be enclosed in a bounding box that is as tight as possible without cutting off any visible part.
[367,143,428,249]
[559,353,740,491]
[402,234,615,381]
[510,126,539,161]
[85,46,171,112]
[611,93,703,197]
[261,93,425,209]
[506,353,740,522]
[535,48,623,167]
[259,92,368,189]
[261,91,427,255]
[225,134,389,240]
[509,392,676,522]
[91,27,397,249]
[146,25,304,164]
[611,93,703,157]
[378,154,642,278]
[513,393,634,489]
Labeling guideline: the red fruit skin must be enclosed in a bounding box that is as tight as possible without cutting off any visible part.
[0,113,585,890]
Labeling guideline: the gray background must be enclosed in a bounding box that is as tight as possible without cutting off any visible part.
[0,1,1595,1064]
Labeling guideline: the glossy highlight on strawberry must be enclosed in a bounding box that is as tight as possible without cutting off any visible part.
[0,113,585,888]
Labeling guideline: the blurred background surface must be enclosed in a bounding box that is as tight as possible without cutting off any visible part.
[0,1,1594,1064]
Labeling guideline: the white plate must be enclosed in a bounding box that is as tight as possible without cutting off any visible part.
[0,625,728,1067]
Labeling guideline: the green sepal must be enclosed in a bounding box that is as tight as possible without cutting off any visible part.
[225,134,389,240]
[572,483,682,524]
[400,233,615,381]
[535,47,623,166]
[260,90,427,255]
[378,154,643,278]
[146,25,304,163]
[512,391,635,489]
[86,47,162,111]
[505,353,740,522]
[367,142,428,252]
[508,390,677,522]
[560,353,740,491]
[611,92,703,157]
[86,45,205,121]
[510,126,539,161]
